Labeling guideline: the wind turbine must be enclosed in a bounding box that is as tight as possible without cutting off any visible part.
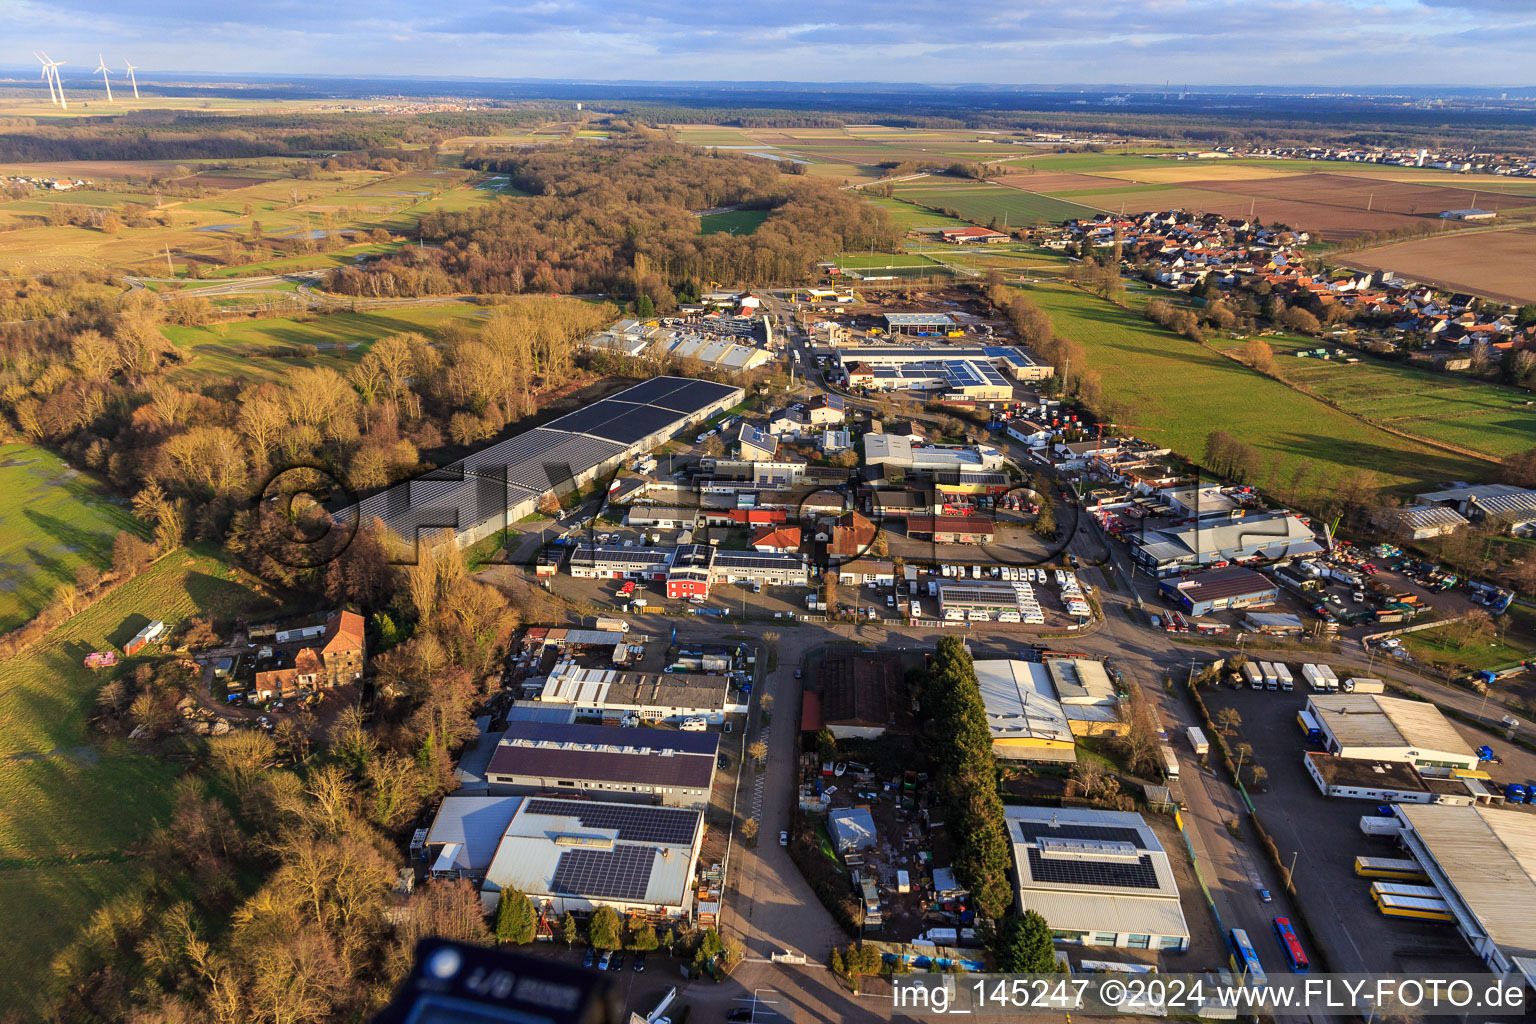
[42,53,68,109]
[93,54,113,102]
[34,53,59,105]
[123,59,140,99]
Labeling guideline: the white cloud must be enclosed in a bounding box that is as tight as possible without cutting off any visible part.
[8,0,1532,84]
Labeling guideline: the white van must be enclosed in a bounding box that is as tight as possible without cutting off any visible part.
[679,717,707,732]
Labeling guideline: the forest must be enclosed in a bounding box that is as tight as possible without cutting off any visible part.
[324,138,901,303]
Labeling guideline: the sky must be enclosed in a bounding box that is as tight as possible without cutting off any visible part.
[6,0,1535,87]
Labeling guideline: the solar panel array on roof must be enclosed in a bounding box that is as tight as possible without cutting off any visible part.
[1014,821,1146,846]
[1026,847,1160,889]
[344,376,740,538]
[502,720,719,755]
[713,552,809,571]
[569,546,673,565]
[524,798,698,845]
[550,845,655,900]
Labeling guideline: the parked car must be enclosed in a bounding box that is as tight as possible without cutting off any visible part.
[609,952,624,972]
[718,755,729,770]
[779,831,789,846]
[597,951,612,971]
[724,722,732,733]
[584,948,596,968]
[634,953,646,973]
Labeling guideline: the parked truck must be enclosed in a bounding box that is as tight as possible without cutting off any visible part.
[1301,664,1327,691]
[1344,678,1385,694]
[1242,663,1263,690]
[1360,814,1402,837]
[1320,665,1341,692]
[1274,663,1294,692]
[594,616,630,633]
[1187,726,1210,756]
[1159,744,1180,779]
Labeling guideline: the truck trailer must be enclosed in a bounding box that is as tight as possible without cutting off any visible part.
[1344,678,1385,694]
[1159,744,1180,779]
[1301,664,1328,692]
[1274,664,1294,691]
[1187,727,1210,756]
[1242,663,1263,690]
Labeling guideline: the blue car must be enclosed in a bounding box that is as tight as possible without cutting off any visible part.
[1258,887,1273,904]
[583,948,595,968]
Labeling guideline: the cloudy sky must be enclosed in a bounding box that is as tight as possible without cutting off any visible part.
[7,0,1533,86]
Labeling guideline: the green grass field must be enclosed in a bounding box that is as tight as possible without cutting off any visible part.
[861,194,972,231]
[890,178,1101,226]
[1020,282,1494,493]
[0,443,144,634]
[699,209,769,235]
[160,305,488,384]
[204,241,407,278]
[1223,334,1536,460]
[0,545,283,1012]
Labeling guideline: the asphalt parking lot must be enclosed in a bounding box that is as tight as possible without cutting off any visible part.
[1200,682,1489,975]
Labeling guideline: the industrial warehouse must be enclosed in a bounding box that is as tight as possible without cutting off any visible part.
[972,658,1122,761]
[341,376,742,547]
[482,721,719,808]
[1308,694,1479,770]
[1004,806,1191,951]
[1394,804,1536,977]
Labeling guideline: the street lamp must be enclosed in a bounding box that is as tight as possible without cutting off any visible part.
[1288,849,1299,885]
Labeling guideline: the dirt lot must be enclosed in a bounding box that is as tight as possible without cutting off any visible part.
[1340,226,1536,305]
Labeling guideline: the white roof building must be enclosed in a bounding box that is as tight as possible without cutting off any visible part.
[1005,806,1190,951]
[481,797,704,919]
[974,659,1076,762]
[1308,694,1478,770]
[863,433,1006,471]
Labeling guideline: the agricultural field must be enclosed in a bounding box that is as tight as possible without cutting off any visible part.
[0,444,143,635]
[0,167,481,276]
[860,194,971,231]
[1226,334,1536,459]
[0,545,284,1013]
[890,178,1100,227]
[160,305,488,385]
[1019,281,1494,492]
[1338,226,1536,306]
[991,162,1536,241]
[699,208,769,235]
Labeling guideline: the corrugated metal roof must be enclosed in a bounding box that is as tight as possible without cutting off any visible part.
[1311,694,1475,758]
[975,660,1072,744]
[1400,804,1536,960]
[426,796,524,874]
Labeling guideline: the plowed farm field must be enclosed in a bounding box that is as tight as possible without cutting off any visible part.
[1339,226,1536,305]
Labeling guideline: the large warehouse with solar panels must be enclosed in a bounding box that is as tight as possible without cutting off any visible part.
[341,376,741,547]
[1005,806,1190,951]
[480,796,705,919]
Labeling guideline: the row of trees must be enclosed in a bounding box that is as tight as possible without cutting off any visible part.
[917,637,1014,921]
